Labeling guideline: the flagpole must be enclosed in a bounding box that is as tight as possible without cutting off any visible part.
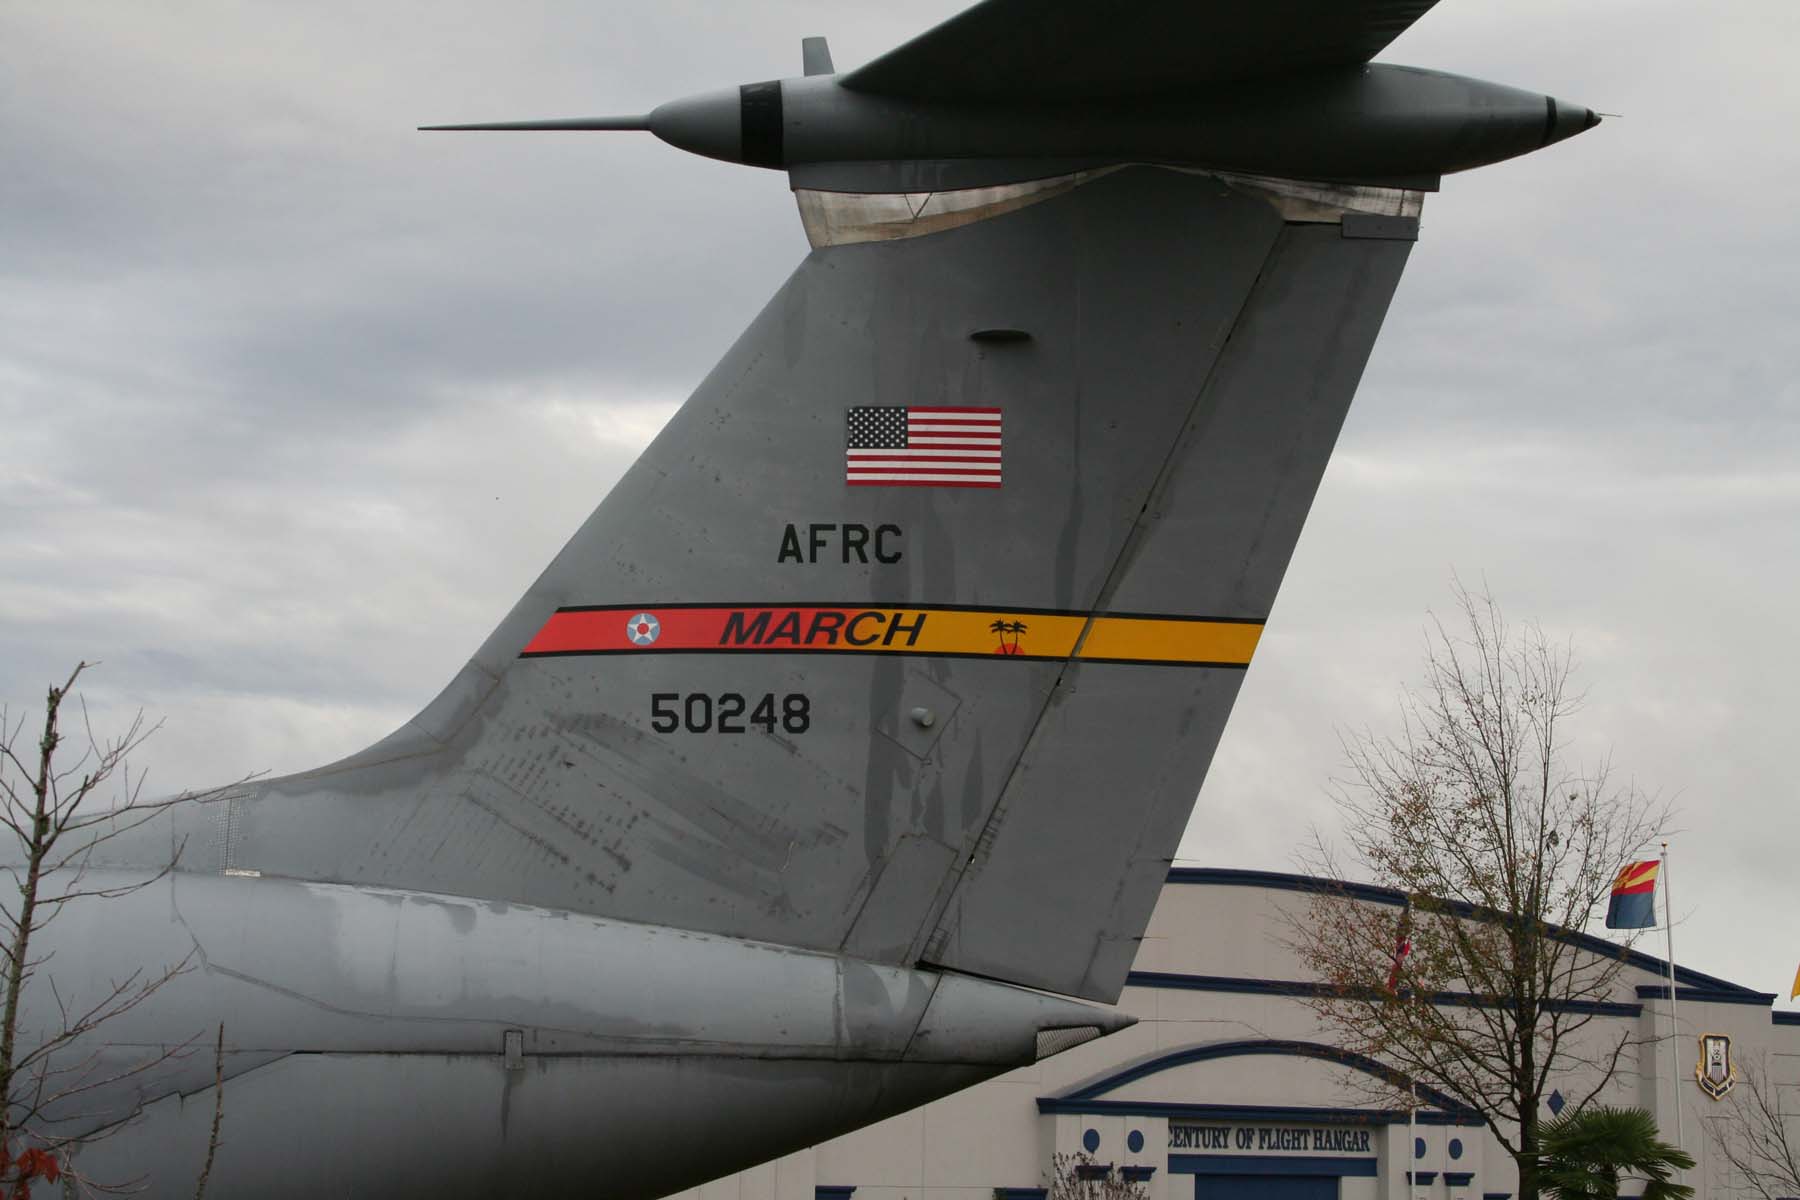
[1408,1075,1417,1199]
[1392,898,1417,1200]
[1660,841,1685,1160]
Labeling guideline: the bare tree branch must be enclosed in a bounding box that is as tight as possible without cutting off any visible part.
[1706,1055,1800,1200]
[1049,1151,1151,1200]
[194,1023,226,1200]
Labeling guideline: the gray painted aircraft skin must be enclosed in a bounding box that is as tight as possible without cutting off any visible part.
[23,1,1597,1195]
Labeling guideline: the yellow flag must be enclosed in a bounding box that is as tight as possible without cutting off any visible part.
[1792,962,1800,1001]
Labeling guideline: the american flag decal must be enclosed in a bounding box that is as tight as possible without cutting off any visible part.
[845,406,1003,488]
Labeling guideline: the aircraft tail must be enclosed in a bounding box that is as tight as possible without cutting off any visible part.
[194,164,1415,1003]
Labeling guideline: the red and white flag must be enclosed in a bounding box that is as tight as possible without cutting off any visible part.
[845,406,1002,488]
[1387,900,1413,992]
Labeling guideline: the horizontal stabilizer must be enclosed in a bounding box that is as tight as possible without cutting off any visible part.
[413,5,1594,185]
[840,0,1444,101]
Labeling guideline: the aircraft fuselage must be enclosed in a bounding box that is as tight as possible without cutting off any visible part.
[51,871,1122,1196]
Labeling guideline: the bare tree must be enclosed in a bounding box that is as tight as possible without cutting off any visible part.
[1706,1055,1800,1200]
[1284,585,1672,1200]
[0,663,241,1193]
[192,1024,226,1200]
[1048,1151,1151,1200]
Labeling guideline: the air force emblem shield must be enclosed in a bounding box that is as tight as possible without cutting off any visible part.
[1697,1033,1736,1100]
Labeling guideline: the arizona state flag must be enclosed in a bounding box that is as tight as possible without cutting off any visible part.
[1605,860,1660,929]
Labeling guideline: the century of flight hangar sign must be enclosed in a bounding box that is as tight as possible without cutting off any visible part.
[1169,1124,1375,1155]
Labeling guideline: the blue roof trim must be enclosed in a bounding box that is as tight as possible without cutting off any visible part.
[1171,1155,1378,1178]
[1446,1172,1476,1185]
[816,1189,856,1200]
[1128,971,1324,997]
[1636,984,1779,1006]
[1038,1098,1476,1126]
[1126,971,1642,1017]
[1121,1166,1157,1182]
[1165,868,1757,996]
[1484,1192,1514,1200]
[993,1190,1047,1200]
[1772,1012,1800,1027]
[1044,1039,1481,1121]
[1410,1172,1440,1185]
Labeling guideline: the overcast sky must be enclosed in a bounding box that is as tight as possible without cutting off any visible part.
[3,1,1796,1002]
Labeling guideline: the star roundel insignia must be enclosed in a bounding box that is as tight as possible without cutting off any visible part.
[625,612,661,646]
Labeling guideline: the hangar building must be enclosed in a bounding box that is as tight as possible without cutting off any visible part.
[664,869,1798,1200]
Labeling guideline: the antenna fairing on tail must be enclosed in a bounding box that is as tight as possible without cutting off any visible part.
[640,67,1597,184]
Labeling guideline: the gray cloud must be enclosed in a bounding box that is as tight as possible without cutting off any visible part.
[3,0,1796,1002]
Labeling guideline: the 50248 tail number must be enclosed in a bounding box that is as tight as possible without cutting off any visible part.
[650,693,810,734]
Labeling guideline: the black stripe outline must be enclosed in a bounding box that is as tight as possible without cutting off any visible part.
[544,600,1267,624]
[520,646,1250,670]
[739,80,783,168]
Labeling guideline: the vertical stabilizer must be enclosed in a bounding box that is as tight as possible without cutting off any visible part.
[169,165,1419,1003]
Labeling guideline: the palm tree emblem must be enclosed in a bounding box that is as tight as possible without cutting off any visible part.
[989,619,1027,655]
